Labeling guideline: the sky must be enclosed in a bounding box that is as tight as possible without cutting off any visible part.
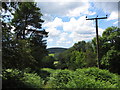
[35,0,119,48]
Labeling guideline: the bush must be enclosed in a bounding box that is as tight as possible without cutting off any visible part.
[72,67,119,88]
[101,49,120,74]
[22,72,44,88]
[46,69,73,88]
[46,67,119,88]
[2,69,44,88]
[66,75,116,88]
[75,67,119,85]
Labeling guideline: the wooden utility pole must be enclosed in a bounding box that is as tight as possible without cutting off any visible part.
[86,15,107,68]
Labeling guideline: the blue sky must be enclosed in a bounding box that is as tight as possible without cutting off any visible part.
[36,1,119,48]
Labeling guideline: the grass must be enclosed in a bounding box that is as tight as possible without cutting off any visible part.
[48,54,55,57]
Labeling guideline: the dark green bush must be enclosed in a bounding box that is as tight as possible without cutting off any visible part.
[71,67,119,88]
[75,67,119,84]
[46,67,119,88]
[66,75,116,88]
[2,69,44,88]
[46,69,73,88]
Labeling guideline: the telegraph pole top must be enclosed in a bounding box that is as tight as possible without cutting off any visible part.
[86,16,107,20]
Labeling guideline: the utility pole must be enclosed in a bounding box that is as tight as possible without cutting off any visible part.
[86,15,107,68]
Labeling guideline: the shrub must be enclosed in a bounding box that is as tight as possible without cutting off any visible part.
[2,69,25,88]
[75,67,119,85]
[46,69,73,88]
[46,67,119,88]
[41,68,55,74]
[2,69,44,88]
[66,75,116,88]
[22,72,44,88]
[70,67,119,88]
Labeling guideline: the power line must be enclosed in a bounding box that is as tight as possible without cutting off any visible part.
[86,15,107,68]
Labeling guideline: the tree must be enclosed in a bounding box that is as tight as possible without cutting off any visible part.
[102,48,120,74]
[100,26,120,74]
[55,50,71,69]
[2,2,17,69]
[2,2,48,71]
[102,26,120,51]
[11,2,48,71]
[30,33,48,71]
[56,40,97,69]
[11,2,45,39]
[69,51,86,69]
[72,41,86,52]
[41,56,55,68]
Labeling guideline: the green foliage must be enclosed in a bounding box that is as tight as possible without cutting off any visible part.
[41,68,55,74]
[56,41,96,69]
[2,68,119,88]
[22,72,44,88]
[49,54,55,57]
[56,50,87,69]
[2,2,48,72]
[69,51,86,69]
[41,56,55,68]
[72,41,86,52]
[66,76,117,88]
[102,49,120,73]
[91,26,120,74]
[102,26,120,52]
[100,27,120,73]
[75,67,119,85]
[12,2,44,39]
[30,34,48,71]
[84,50,97,67]
[3,39,36,70]
[46,69,73,88]
[46,67,119,88]
[2,69,44,88]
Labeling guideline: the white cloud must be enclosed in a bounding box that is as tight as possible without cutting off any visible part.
[36,1,118,48]
[113,21,119,24]
[87,11,96,15]
[69,32,95,42]
[59,32,69,41]
[44,16,104,48]
[66,2,90,17]
[37,1,90,21]
[47,38,53,42]
[41,14,54,22]
[46,27,61,37]
[107,11,118,20]
[43,17,63,28]
[63,16,95,34]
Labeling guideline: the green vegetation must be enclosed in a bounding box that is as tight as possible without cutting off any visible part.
[55,26,120,74]
[2,69,44,88]
[2,2,120,89]
[44,67,119,88]
[49,54,55,57]
[2,68,120,88]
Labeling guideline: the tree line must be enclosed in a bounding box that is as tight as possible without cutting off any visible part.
[55,26,120,74]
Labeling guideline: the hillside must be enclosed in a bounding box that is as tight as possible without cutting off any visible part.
[47,47,68,54]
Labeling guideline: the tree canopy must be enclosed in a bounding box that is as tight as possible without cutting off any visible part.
[2,2,48,71]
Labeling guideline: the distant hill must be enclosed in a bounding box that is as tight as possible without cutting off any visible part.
[47,47,68,54]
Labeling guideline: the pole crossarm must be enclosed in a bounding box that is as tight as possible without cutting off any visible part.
[86,16,107,68]
[86,17,107,20]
